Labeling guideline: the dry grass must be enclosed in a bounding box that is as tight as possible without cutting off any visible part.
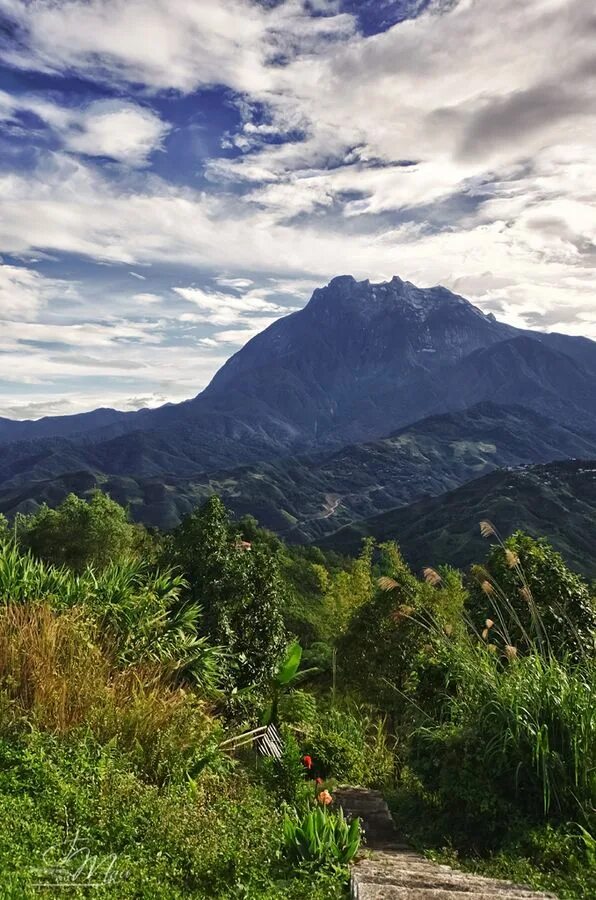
[0,603,105,730]
[0,603,215,778]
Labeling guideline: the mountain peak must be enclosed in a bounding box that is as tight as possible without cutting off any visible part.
[307,274,475,322]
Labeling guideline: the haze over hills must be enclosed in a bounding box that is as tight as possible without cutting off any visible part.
[2,275,596,545]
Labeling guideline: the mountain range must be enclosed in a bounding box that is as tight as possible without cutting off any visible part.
[2,275,596,571]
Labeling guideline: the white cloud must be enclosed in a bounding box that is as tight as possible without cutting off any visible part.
[133,292,163,305]
[0,263,74,319]
[215,276,254,290]
[208,320,280,344]
[0,0,354,92]
[174,285,290,313]
[65,100,169,165]
[0,91,168,165]
[0,389,191,420]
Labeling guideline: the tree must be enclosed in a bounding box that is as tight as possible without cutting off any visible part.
[19,491,144,572]
[317,538,375,641]
[169,496,287,690]
[337,543,424,709]
[338,542,467,712]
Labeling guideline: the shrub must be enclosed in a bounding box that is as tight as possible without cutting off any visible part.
[18,491,145,572]
[407,635,596,845]
[304,705,395,788]
[0,732,345,898]
[0,544,223,693]
[259,731,311,805]
[278,690,317,727]
[0,602,217,782]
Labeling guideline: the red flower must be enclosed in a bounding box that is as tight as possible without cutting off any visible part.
[302,755,313,770]
[315,777,323,785]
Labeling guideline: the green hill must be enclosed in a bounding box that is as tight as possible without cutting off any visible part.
[318,459,596,578]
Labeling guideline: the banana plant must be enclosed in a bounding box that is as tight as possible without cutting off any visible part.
[261,640,319,726]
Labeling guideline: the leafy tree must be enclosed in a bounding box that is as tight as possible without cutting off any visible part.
[18,491,145,572]
[469,530,596,657]
[337,543,424,709]
[317,538,375,641]
[169,496,287,690]
[262,641,318,725]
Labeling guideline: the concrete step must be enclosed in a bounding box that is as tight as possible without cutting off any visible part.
[334,788,556,900]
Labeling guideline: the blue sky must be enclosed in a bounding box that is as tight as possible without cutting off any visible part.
[0,0,594,418]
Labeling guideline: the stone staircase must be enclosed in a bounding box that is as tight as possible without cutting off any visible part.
[333,788,556,900]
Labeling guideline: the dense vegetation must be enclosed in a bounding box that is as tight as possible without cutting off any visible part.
[0,491,594,897]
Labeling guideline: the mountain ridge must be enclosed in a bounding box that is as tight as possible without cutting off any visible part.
[317,459,596,578]
[2,402,596,539]
[1,275,596,530]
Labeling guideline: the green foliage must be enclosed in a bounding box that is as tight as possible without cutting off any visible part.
[405,634,596,847]
[337,543,427,708]
[469,530,596,657]
[283,805,361,869]
[304,704,395,788]
[259,731,311,806]
[88,561,222,689]
[278,690,318,727]
[262,640,319,725]
[0,732,345,898]
[2,485,595,897]
[428,825,596,900]
[0,543,222,692]
[18,491,146,572]
[169,496,287,690]
[0,542,81,605]
[273,538,374,648]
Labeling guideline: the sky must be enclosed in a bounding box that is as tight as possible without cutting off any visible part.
[0,0,594,419]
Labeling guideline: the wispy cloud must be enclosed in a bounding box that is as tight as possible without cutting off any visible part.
[0,263,76,319]
[0,91,169,165]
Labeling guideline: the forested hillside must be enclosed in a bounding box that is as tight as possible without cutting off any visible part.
[3,404,596,541]
[321,459,596,577]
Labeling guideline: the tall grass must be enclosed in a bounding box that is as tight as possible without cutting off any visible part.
[0,602,217,781]
[0,543,222,690]
[0,542,223,781]
[408,524,596,838]
[426,638,596,823]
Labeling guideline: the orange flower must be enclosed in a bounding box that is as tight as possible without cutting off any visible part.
[317,790,333,806]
